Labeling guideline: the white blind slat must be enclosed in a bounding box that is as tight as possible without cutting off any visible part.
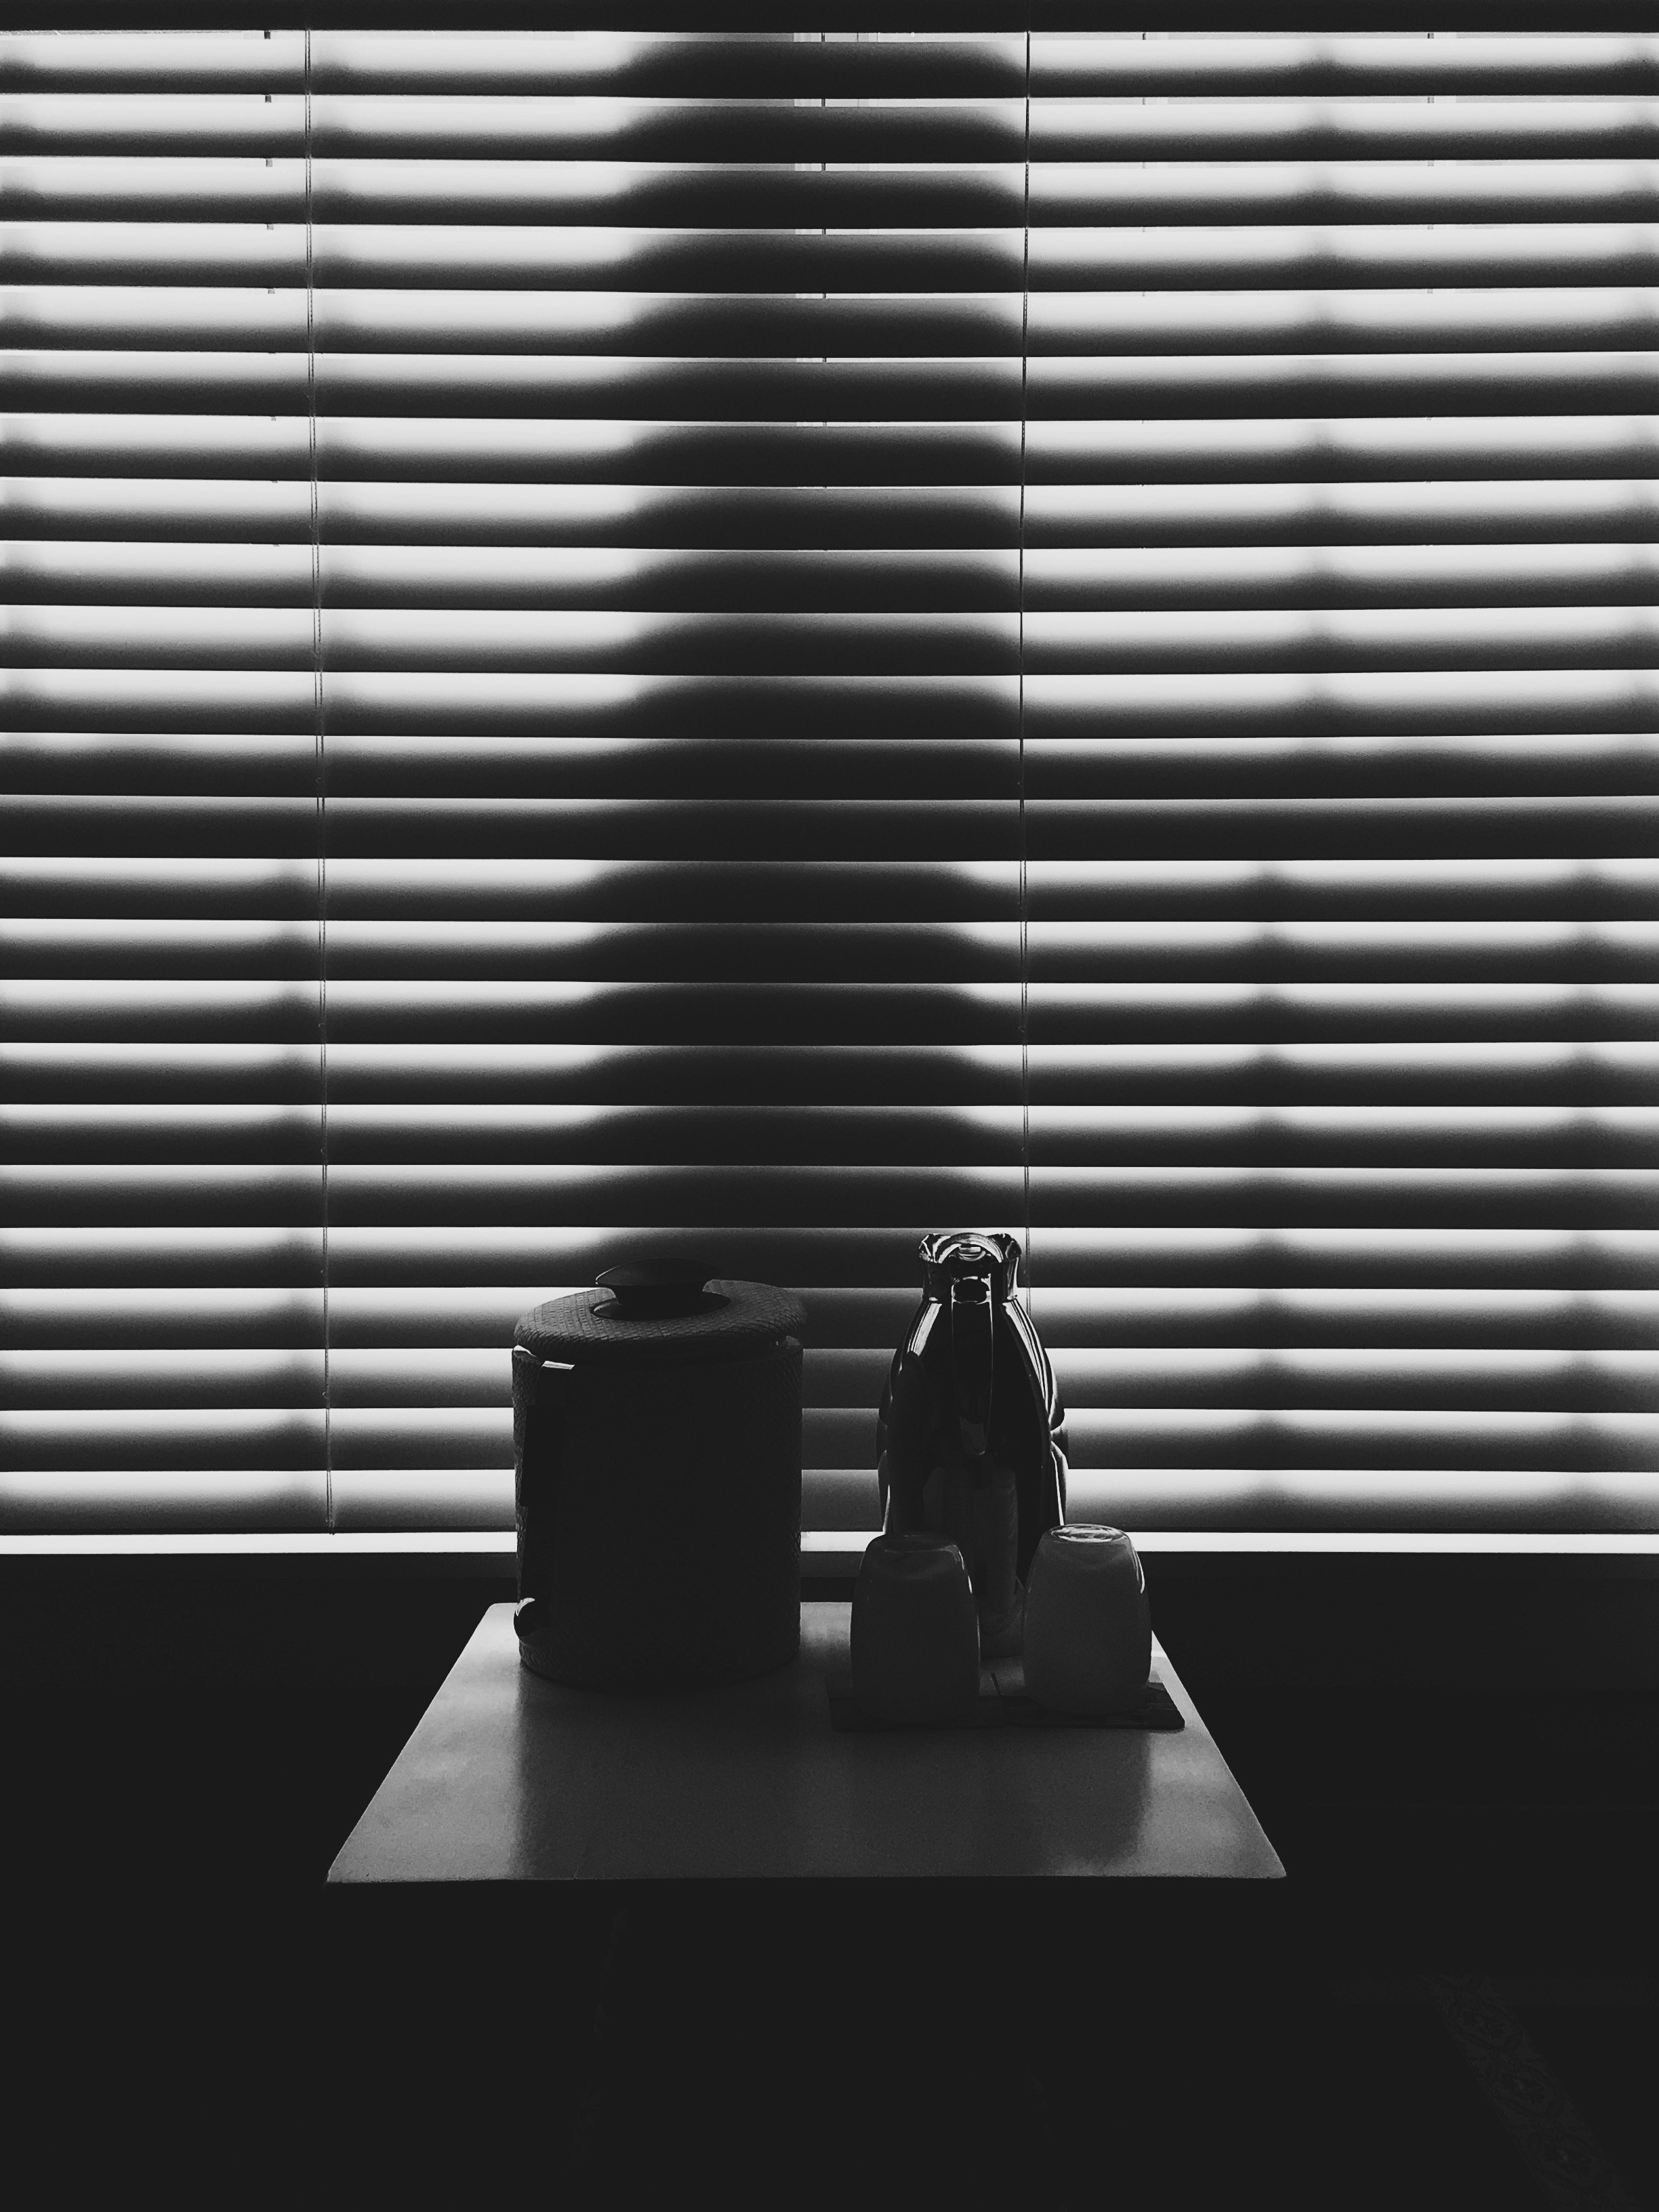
[14,218,1659,289]
[7,32,1659,99]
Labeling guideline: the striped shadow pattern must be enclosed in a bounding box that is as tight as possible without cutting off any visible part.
[3,28,1658,1538]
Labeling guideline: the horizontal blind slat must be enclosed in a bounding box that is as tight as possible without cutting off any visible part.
[7,732,1659,803]
[10,1344,1659,1411]
[5,857,1657,919]
[9,1223,1659,1289]
[7,1111,1659,1168]
[13,548,1659,619]
[12,415,1658,483]
[7,1285,1659,1350]
[9,33,1659,100]
[15,285,1659,354]
[8,1162,1658,1228]
[10,916,1659,968]
[19,221,1659,292]
[8,979,1658,1042]
[12,1401,1659,1473]
[25,476,1659,545]
[1061,1468,1659,1534]
[10,350,1659,417]
[6,1044,1658,1108]
[8,668,1659,737]
[0,1470,331,1534]
[13,93,1659,163]
[13,602,1659,670]
[14,157,1659,228]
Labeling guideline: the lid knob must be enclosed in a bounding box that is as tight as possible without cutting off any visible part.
[918,1229,1022,1300]
[594,1265,711,1317]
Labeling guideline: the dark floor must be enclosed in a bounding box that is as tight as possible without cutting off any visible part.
[5,1661,1656,2205]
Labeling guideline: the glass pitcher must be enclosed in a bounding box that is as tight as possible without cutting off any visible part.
[876,1230,1068,1658]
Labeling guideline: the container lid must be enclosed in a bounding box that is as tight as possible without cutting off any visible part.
[514,1272,807,1368]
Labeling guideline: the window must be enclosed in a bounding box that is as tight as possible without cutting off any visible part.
[4,26,1657,1549]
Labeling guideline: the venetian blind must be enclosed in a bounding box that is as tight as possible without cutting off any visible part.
[3,27,1658,1542]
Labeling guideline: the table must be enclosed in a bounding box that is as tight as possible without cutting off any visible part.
[327,1603,1288,2199]
[329,1601,1284,1885]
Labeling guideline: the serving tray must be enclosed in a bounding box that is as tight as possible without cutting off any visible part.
[826,1658,1183,1733]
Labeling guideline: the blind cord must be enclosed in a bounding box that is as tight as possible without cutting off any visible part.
[305,24,331,1533]
[1019,24,1031,1303]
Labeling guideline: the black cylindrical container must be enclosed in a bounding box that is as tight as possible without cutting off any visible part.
[511,1272,807,1689]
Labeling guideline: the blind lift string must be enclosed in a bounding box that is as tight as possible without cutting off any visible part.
[304,24,332,1532]
[1019,23,1032,1304]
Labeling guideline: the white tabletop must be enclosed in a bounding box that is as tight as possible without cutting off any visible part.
[328,1601,1284,1885]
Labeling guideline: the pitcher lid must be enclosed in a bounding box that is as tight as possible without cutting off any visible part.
[920,1229,1022,1300]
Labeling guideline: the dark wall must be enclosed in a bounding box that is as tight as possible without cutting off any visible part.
[1147,1553,1659,1692]
[3,1551,1658,1693]
[0,1554,516,1691]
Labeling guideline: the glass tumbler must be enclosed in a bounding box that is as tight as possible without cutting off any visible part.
[1023,1524,1151,1715]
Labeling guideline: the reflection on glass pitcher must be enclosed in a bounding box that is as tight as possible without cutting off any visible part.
[876,1230,1068,1659]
